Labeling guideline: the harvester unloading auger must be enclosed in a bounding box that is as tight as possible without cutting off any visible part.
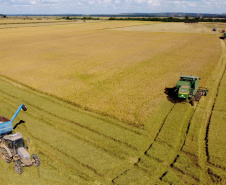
[175,75,208,106]
[0,104,40,174]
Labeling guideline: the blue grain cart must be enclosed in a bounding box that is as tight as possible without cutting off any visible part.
[0,104,27,136]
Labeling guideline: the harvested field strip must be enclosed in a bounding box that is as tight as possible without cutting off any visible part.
[0,102,91,184]
[207,40,226,183]
[144,104,195,180]
[0,75,151,184]
[144,104,175,154]
[113,102,197,184]
[161,40,226,184]
[112,102,175,184]
[0,95,133,161]
[0,75,149,151]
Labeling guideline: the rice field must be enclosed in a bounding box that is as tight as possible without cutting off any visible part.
[0,19,225,184]
[0,20,222,126]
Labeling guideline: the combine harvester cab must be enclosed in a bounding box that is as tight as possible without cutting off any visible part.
[0,104,40,174]
[176,75,208,106]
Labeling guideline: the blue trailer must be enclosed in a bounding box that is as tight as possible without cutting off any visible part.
[0,104,27,136]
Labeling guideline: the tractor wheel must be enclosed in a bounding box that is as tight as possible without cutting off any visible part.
[190,98,195,106]
[32,154,40,167]
[1,148,12,163]
[13,160,23,174]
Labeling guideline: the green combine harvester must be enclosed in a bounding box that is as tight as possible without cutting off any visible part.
[175,75,208,105]
[220,32,226,39]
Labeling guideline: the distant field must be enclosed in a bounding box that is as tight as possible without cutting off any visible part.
[111,22,215,33]
[0,20,225,184]
[0,20,222,126]
[0,17,65,23]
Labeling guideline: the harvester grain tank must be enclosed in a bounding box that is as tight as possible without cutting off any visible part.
[0,104,40,174]
[175,75,208,105]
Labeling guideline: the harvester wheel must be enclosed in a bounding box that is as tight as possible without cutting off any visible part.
[13,160,23,174]
[1,148,12,163]
[190,98,195,106]
[32,154,40,167]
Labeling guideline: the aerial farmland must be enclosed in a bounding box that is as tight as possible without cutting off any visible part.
[0,17,225,184]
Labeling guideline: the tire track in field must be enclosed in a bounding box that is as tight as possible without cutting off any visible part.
[159,107,199,183]
[0,89,140,152]
[22,119,105,178]
[169,108,196,167]
[0,74,146,136]
[0,93,134,161]
[0,77,148,183]
[0,102,95,181]
[204,58,226,182]
[205,66,226,163]
[144,104,175,157]
[132,102,199,183]
[198,40,226,184]
[111,104,175,183]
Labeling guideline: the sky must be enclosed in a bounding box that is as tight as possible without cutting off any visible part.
[0,0,225,14]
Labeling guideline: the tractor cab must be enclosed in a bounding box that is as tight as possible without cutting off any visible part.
[2,133,30,161]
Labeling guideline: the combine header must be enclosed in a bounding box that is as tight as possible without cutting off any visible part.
[175,75,208,106]
[0,104,40,174]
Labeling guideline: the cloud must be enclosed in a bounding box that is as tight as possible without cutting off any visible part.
[0,0,225,14]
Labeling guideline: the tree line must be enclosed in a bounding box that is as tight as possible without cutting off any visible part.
[109,16,226,23]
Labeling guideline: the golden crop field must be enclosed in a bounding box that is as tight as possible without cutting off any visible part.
[0,20,222,126]
[0,19,225,184]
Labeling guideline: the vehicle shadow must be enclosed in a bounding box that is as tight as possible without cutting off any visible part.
[164,87,186,104]
[13,120,25,130]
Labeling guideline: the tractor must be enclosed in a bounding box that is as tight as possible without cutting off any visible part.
[175,75,208,106]
[0,104,40,174]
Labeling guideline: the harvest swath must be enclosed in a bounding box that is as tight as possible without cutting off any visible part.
[0,20,225,184]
